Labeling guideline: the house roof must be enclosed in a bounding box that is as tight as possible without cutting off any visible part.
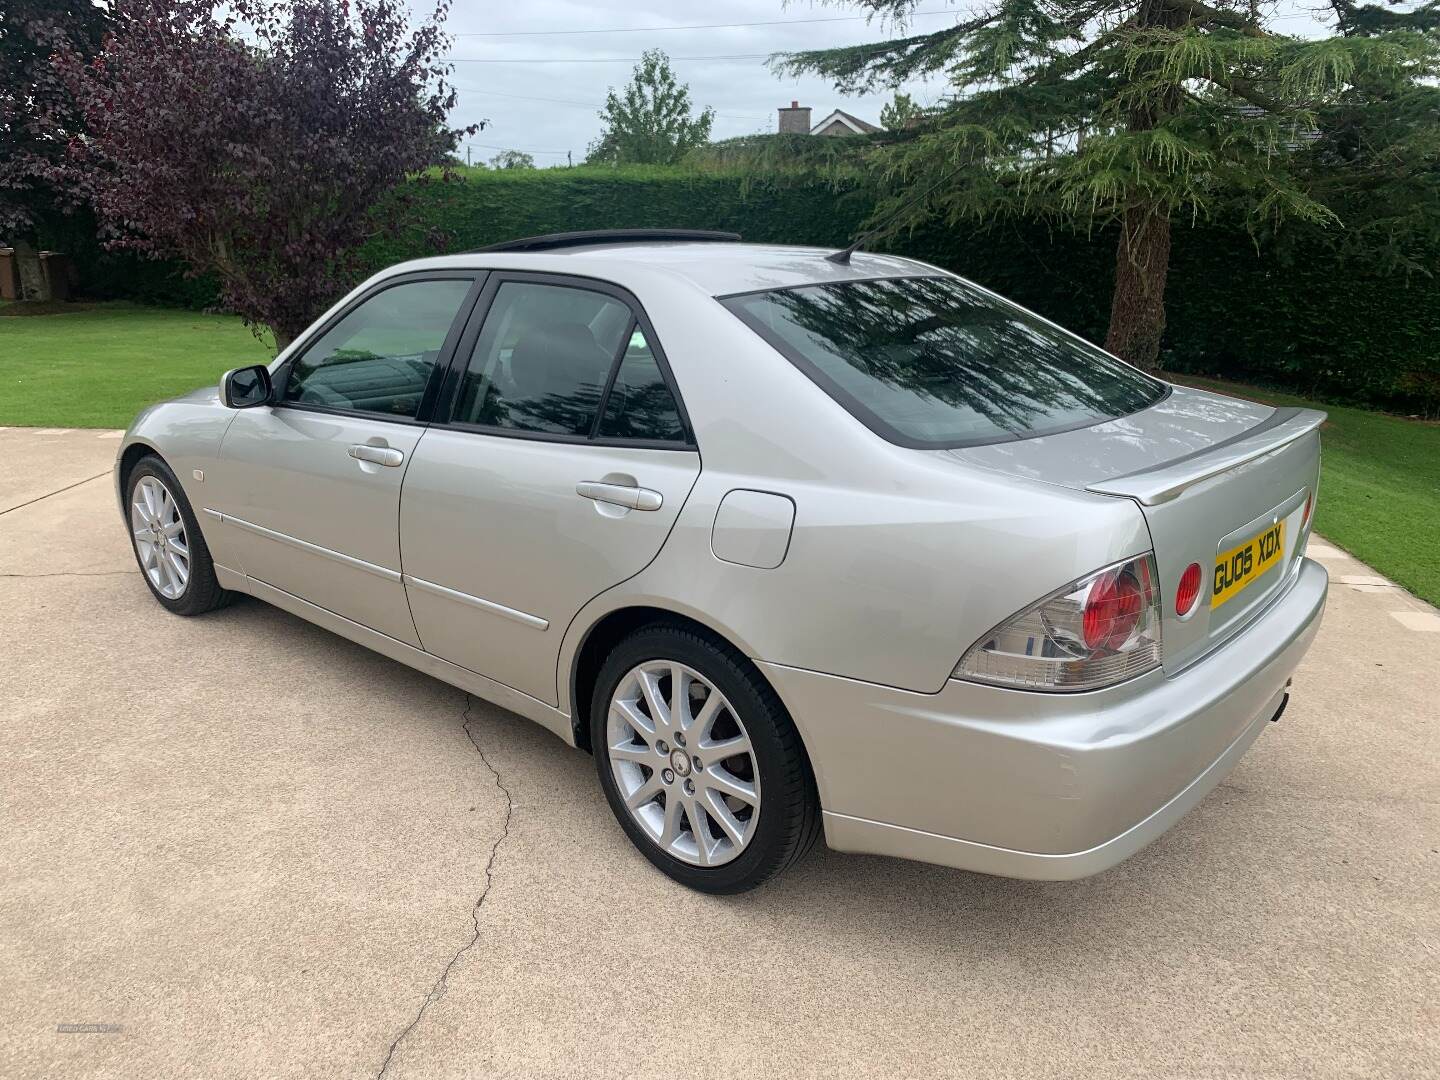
[810,109,881,135]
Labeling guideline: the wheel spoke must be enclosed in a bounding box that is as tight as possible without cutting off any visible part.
[670,665,688,727]
[686,800,712,865]
[687,692,724,745]
[168,536,190,561]
[608,741,652,765]
[637,668,669,729]
[700,732,750,757]
[161,520,185,538]
[612,698,655,740]
[624,773,662,811]
[702,788,746,847]
[165,549,188,585]
[659,796,683,847]
[157,552,175,594]
[703,766,757,806]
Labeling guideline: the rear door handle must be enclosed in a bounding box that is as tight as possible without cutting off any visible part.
[348,444,405,467]
[576,481,663,511]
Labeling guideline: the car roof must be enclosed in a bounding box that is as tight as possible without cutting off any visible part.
[385,242,935,298]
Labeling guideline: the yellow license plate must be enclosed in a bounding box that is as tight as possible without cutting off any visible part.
[1213,520,1286,608]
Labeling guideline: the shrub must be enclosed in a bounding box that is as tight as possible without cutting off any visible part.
[51,165,1440,414]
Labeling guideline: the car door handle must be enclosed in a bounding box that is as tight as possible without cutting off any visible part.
[348,444,405,467]
[576,481,663,511]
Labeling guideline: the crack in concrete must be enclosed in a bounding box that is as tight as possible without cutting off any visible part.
[375,693,514,1080]
[0,471,111,518]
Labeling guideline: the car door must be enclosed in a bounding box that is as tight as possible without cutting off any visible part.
[399,272,701,705]
[211,273,482,645]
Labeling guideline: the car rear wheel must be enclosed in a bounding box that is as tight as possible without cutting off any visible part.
[126,456,233,616]
[591,625,819,893]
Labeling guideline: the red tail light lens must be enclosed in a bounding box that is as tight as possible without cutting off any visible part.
[1083,570,1144,649]
[1175,562,1203,616]
[1301,490,1314,528]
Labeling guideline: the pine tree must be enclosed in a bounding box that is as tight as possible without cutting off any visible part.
[775,1,1440,370]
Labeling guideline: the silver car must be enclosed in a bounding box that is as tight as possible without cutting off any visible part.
[116,231,1328,893]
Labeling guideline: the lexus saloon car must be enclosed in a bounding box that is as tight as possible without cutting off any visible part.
[116,230,1328,893]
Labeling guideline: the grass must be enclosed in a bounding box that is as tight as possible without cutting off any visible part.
[1174,376,1440,607]
[0,303,1434,604]
[0,301,272,428]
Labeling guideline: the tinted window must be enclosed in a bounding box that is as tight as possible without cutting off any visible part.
[724,276,1167,448]
[597,328,686,442]
[456,282,630,436]
[283,279,472,418]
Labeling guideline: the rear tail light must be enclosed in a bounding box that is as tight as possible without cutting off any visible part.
[953,553,1163,692]
[1176,562,1203,616]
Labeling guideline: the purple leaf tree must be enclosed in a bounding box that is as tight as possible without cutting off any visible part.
[55,0,474,349]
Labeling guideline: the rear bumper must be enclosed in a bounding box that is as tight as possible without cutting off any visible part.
[760,557,1328,880]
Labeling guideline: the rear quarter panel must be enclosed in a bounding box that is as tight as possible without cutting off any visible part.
[554,268,1155,702]
[562,450,1152,699]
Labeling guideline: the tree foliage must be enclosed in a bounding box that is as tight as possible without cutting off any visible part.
[879,90,923,130]
[490,149,537,170]
[1299,1,1440,277]
[54,0,470,348]
[588,49,715,165]
[772,0,1440,370]
[0,0,109,240]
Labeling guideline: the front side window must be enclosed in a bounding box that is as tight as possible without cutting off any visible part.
[283,279,472,418]
[723,276,1167,448]
[455,282,632,436]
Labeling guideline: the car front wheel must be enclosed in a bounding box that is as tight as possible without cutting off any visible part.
[591,625,819,893]
[126,455,233,616]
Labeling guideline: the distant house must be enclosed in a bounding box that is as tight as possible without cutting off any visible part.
[776,101,881,137]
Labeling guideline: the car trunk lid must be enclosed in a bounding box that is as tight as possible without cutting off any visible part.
[943,384,1324,671]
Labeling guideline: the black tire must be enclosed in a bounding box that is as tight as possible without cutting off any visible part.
[591,624,820,894]
[125,455,234,616]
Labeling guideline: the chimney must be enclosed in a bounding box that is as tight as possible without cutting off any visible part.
[778,100,812,135]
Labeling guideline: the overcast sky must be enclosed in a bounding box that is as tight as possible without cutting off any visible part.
[428,1,1335,167]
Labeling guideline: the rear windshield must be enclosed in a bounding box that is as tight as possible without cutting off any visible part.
[722,276,1167,448]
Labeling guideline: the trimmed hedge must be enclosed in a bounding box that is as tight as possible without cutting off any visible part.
[49,165,1440,412]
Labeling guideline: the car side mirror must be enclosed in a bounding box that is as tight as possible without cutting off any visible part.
[221,365,274,409]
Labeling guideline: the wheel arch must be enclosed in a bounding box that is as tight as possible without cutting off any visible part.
[565,604,808,779]
[116,439,164,511]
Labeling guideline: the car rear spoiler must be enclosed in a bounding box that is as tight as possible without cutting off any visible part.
[1086,407,1326,506]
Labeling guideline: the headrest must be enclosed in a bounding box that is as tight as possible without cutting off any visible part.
[510,321,611,401]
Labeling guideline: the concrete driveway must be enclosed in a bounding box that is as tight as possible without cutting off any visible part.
[2,426,1437,1080]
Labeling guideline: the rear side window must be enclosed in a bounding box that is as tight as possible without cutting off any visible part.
[723,276,1167,448]
[455,282,630,436]
[283,279,472,418]
[597,329,686,442]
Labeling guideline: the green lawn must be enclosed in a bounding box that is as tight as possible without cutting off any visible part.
[1,304,1434,604]
[0,302,272,428]
[1174,376,1440,607]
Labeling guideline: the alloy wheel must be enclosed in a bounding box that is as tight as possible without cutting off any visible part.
[130,475,190,600]
[606,660,761,867]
